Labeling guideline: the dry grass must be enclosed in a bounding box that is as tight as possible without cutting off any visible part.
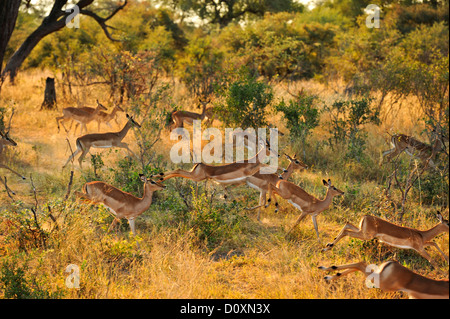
[0,70,447,299]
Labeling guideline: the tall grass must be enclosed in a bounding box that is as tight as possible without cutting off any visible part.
[0,71,447,299]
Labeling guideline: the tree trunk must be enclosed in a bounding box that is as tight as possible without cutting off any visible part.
[0,0,21,90]
[1,0,126,83]
[3,18,68,83]
[41,77,57,110]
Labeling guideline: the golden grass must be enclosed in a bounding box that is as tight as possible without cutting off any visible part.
[0,70,447,299]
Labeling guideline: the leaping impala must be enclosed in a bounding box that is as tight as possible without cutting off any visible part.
[56,100,107,134]
[381,131,445,168]
[76,174,165,237]
[319,260,449,299]
[322,212,449,268]
[169,99,213,129]
[157,139,279,187]
[63,114,141,168]
[245,153,308,221]
[0,109,25,180]
[264,179,344,241]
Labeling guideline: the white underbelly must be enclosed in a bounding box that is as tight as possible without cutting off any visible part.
[103,204,117,216]
[288,200,304,212]
[246,181,261,190]
[377,235,413,249]
[215,176,247,184]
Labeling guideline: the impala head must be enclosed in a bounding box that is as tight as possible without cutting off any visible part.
[114,103,125,112]
[323,179,344,197]
[139,174,166,191]
[96,100,108,111]
[197,98,211,109]
[436,211,449,231]
[284,153,308,171]
[126,114,142,128]
[0,131,17,147]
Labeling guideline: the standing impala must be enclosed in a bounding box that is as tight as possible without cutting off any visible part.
[0,131,25,180]
[56,100,107,134]
[63,114,141,168]
[265,179,344,240]
[76,174,165,237]
[322,212,449,268]
[245,154,308,221]
[319,260,449,299]
[0,109,25,180]
[381,131,444,167]
[169,99,213,129]
[76,101,124,131]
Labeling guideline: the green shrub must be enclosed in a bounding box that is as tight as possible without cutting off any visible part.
[215,73,273,129]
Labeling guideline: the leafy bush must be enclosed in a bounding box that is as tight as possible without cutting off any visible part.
[215,73,273,129]
[0,257,62,299]
[275,92,321,155]
[325,97,380,161]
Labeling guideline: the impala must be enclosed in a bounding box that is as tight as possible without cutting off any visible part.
[63,114,141,168]
[158,140,279,186]
[76,174,165,237]
[0,131,25,180]
[319,260,449,299]
[265,179,344,240]
[169,99,213,129]
[322,212,449,268]
[245,153,308,221]
[381,132,444,167]
[56,100,107,134]
[95,103,124,130]
[0,109,25,180]
[76,101,124,131]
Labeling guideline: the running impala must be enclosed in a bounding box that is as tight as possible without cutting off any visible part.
[322,212,449,268]
[319,260,449,299]
[264,178,344,240]
[63,114,141,168]
[76,174,165,238]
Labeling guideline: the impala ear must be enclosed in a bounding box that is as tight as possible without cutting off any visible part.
[139,174,147,182]
[437,211,443,222]
[328,179,332,186]
[322,179,328,186]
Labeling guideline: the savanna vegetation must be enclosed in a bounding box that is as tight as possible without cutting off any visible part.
[0,0,448,299]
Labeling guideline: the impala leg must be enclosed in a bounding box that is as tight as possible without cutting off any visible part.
[318,262,369,282]
[265,184,280,211]
[257,190,266,221]
[311,215,321,243]
[424,242,449,263]
[285,211,308,237]
[116,142,137,160]
[128,218,136,236]
[159,168,206,182]
[0,164,26,180]
[322,222,365,252]
[57,117,70,133]
[381,147,402,164]
[63,147,81,168]
[127,218,141,249]
[108,217,120,233]
[77,148,90,168]
[416,248,440,269]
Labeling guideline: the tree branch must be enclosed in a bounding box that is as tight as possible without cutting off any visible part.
[80,0,127,42]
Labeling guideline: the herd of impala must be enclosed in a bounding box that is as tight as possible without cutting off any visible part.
[0,96,448,299]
